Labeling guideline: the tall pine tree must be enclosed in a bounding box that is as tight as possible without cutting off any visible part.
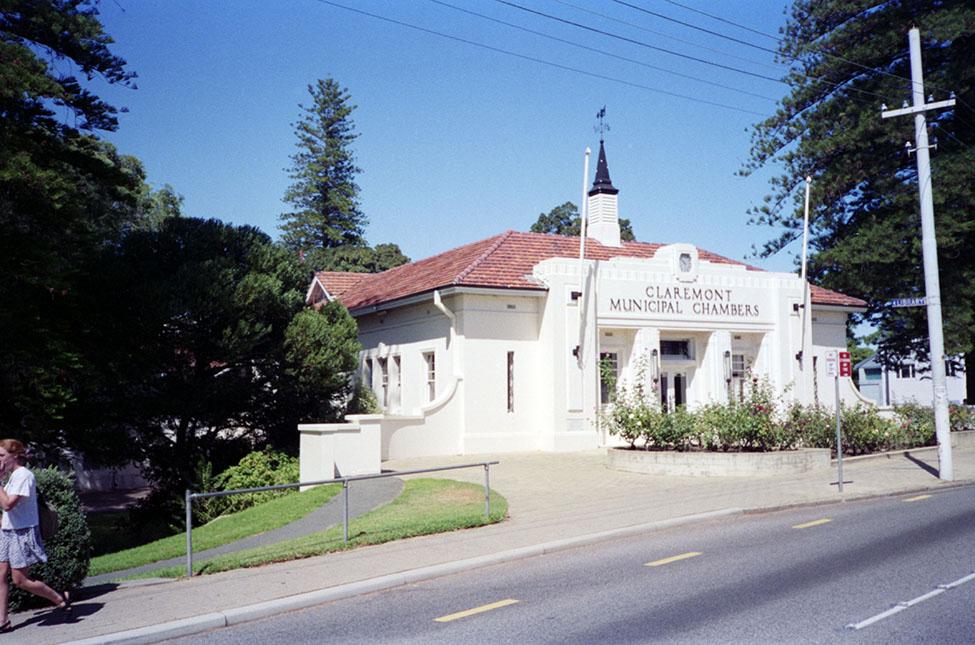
[742,1,975,398]
[280,78,367,253]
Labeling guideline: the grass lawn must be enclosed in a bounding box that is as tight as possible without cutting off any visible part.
[89,483,341,576]
[125,478,508,579]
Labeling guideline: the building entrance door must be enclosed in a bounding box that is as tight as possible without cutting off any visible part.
[660,371,687,411]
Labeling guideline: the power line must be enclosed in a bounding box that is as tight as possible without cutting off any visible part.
[496,0,892,106]
[551,0,786,73]
[311,0,768,117]
[493,0,783,84]
[428,0,778,103]
[635,0,969,107]
[610,0,894,103]
[611,0,781,57]
[660,0,780,42]
[931,122,972,149]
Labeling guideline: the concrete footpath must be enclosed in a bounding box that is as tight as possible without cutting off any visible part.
[15,445,975,644]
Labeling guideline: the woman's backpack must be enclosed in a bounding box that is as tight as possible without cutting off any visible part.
[36,492,59,541]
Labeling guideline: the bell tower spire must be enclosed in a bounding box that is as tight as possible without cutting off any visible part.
[586,107,622,247]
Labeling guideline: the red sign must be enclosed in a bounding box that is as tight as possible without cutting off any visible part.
[839,351,852,377]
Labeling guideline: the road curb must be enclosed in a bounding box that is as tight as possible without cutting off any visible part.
[742,479,975,515]
[63,507,743,644]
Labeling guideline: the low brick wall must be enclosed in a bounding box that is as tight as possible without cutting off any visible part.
[607,447,831,477]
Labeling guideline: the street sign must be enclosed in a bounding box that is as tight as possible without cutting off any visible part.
[888,297,927,308]
[826,351,838,377]
[839,351,852,377]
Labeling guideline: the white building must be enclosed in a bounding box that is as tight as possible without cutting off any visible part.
[855,353,966,407]
[301,142,867,475]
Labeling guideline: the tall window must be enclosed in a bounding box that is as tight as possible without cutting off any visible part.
[506,351,515,413]
[731,354,746,401]
[364,358,373,391]
[393,355,401,408]
[378,357,389,408]
[424,352,436,402]
[731,354,746,378]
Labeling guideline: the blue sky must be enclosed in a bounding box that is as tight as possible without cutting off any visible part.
[93,0,801,271]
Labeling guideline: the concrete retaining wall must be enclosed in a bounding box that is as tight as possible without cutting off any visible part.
[607,447,831,477]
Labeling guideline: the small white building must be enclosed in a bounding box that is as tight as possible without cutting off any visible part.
[855,353,967,407]
[301,142,867,475]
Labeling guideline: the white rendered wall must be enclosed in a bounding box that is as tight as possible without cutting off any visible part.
[330,245,862,464]
[888,360,967,405]
[810,309,862,407]
[355,299,462,458]
[455,293,546,453]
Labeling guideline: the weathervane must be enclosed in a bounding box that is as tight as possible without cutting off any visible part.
[594,106,610,142]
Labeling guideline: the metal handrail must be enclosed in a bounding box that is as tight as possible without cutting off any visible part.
[184,461,499,577]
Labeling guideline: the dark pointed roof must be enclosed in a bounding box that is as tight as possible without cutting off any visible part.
[588,139,619,196]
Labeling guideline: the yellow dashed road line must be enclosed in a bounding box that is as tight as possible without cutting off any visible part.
[793,518,832,529]
[434,599,519,623]
[645,551,702,567]
[903,494,932,502]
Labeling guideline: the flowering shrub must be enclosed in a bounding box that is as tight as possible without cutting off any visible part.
[605,376,970,455]
[782,402,833,449]
[894,403,936,448]
[949,404,975,432]
[841,404,899,455]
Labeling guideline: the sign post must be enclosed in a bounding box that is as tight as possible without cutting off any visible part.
[827,351,849,493]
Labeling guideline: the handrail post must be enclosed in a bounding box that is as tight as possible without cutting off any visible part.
[483,464,490,520]
[185,489,193,577]
[343,479,350,542]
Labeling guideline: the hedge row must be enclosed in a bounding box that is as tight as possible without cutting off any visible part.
[604,378,974,455]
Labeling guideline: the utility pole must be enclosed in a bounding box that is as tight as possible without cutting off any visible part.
[881,27,956,481]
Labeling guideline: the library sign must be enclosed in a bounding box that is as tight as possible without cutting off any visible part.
[598,282,771,323]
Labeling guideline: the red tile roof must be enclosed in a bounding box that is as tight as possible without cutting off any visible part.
[809,284,867,308]
[312,271,368,300]
[314,231,866,312]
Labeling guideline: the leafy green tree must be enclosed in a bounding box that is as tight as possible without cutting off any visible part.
[0,1,146,445]
[68,218,360,489]
[742,1,975,399]
[133,172,184,232]
[530,201,635,241]
[304,242,410,273]
[280,78,366,253]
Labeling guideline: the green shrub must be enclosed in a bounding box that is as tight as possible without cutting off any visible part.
[691,403,728,451]
[841,404,898,455]
[894,403,936,448]
[719,377,783,451]
[606,370,958,456]
[348,382,381,415]
[602,369,662,448]
[949,404,975,432]
[10,468,91,612]
[783,403,833,449]
[646,405,693,450]
[215,447,300,514]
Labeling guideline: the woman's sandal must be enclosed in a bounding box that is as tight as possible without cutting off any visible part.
[59,590,71,614]
[0,619,12,632]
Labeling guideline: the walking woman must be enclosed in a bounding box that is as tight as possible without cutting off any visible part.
[0,439,69,631]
